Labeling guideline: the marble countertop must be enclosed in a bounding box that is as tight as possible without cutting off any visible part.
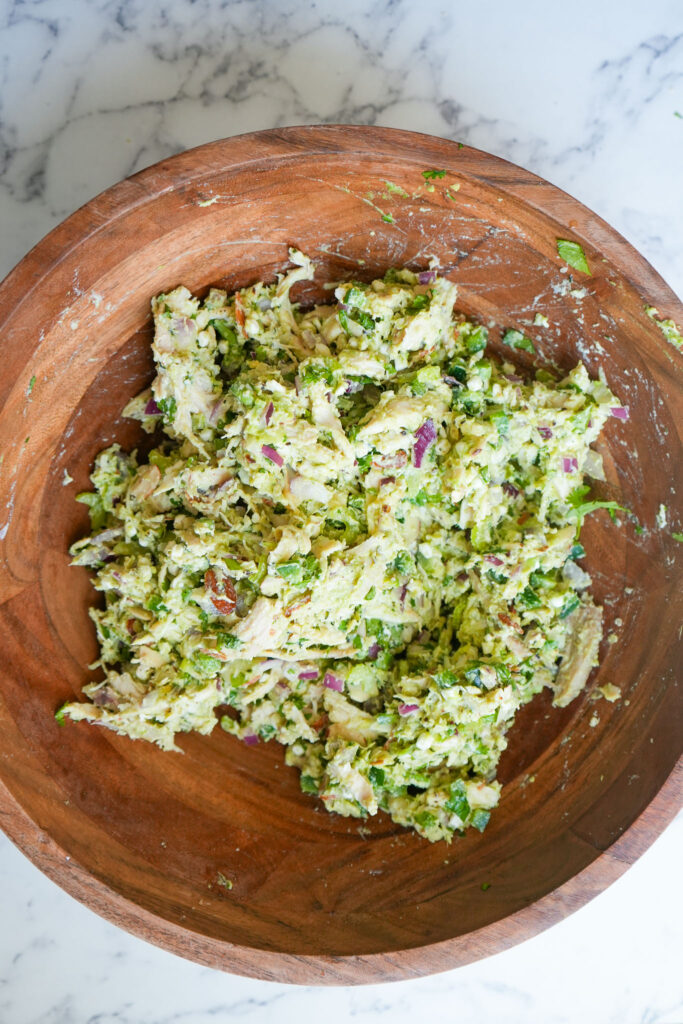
[0,1,681,1021]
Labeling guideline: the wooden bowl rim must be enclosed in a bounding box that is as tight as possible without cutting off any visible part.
[0,124,681,985]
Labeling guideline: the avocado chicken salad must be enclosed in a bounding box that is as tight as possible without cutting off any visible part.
[61,250,626,842]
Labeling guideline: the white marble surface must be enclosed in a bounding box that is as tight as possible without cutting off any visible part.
[0,0,681,1020]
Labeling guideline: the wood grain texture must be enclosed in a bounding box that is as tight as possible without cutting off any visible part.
[0,125,681,985]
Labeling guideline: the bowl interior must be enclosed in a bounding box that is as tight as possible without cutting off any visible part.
[0,127,680,981]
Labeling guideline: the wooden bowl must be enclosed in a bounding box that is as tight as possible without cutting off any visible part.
[0,126,680,985]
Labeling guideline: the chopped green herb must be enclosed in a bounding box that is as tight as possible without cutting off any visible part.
[518,586,542,609]
[216,872,233,891]
[274,554,320,586]
[486,569,508,585]
[300,362,335,386]
[211,319,237,342]
[406,293,430,314]
[216,632,242,650]
[448,364,468,383]
[446,779,470,820]
[502,328,535,354]
[470,808,491,832]
[157,396,177,420]
[384,180,408,197]
[27,374,36,394]
[567,486,628,528]
[190,652,224,676]
[490,410,510,436]
[415,810,437,828]
[464,666,483,688]
[557,239,591,275]
[480,882,491,891]
[365,618,404,649]
[422,169,447,180]
[496,663,512,686]
[529,569,556,589]
[300,774,319,794]
[344,287,364,305]
[559,593,581,619]
[75,491,107,530]
[393,550,414,575]
[434,669,458,689]
[352,308,376,332]
[340,306,375,333]
[464,325,488,354]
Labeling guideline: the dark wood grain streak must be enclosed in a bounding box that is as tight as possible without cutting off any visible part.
[0,126,680,984]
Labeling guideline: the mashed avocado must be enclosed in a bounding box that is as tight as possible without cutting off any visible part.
[62,250,620,842]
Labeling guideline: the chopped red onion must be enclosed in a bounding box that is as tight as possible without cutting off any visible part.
[243,734,259,746]
[323,672,343,692]
[379,476,396,487]
[505,374,524,384]
[418,270,437,284]
[538,426,553,440]
[264,401,274,425]
[171,315,195,344]
[298,669,319,680]
[444,375,462,387]
[261,444,283,467]
[208,398,223,425]
[92,687,119,709]
[610,406,629,420]
[144,397,161,415]
[502,481,520,498]
[562,456,578,473]
[367,642,380,659]
[413,418,437,468]
[484,555,504,566]
[398,703,419,716]
[399,582,408,607]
